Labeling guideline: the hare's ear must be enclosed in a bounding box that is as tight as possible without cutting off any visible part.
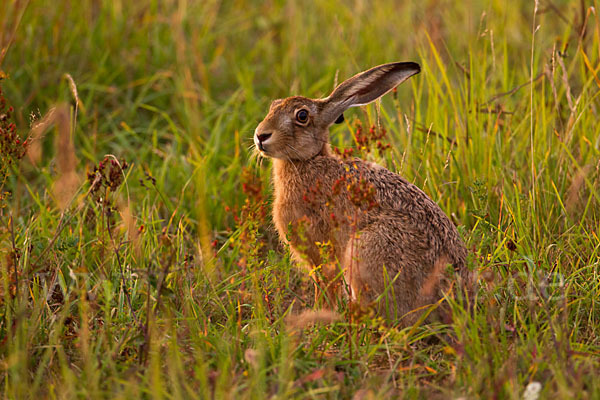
[321,62,420,125]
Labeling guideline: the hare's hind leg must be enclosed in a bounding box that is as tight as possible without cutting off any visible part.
[341,218,443,325]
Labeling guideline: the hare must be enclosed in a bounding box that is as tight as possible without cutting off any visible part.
[254,62,470,325]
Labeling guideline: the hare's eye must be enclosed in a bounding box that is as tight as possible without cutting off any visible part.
[295,109,309,124]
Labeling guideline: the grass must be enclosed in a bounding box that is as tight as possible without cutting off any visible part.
[1,0,599,398]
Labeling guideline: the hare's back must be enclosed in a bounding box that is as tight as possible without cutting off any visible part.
[349,159,466,263]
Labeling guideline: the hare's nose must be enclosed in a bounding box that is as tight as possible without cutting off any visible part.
[257,132,272,143]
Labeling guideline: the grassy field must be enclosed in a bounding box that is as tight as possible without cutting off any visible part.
[1,0,599,398]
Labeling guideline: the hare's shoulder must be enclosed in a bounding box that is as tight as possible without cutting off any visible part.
[306,157,443,217]
[341,159,452,222]
[339,159,424,200]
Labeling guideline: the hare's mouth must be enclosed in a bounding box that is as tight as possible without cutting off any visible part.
[254,132,273,154]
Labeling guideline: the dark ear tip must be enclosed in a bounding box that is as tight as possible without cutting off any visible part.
[410,62,421,73]
[396,61,421,75]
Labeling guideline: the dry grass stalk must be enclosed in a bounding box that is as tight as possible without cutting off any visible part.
[243,349,259,369]
[565,165,591,215]
[27,104,81,209]
[285,309,341,330]
[418,256,450,300]
[27,106,58,165]
[119,205,141,258]
[52,105,80,210]
[63,73,86,115]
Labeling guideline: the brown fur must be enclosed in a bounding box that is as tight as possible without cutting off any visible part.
[254,62,469,326]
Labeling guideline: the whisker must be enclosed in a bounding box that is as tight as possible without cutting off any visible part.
[285,144,303,176]
[285,155,300,176]
[247,145,263,167]
[311,136,330,145]
[286,143,303,159]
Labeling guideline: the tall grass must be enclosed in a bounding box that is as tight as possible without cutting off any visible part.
[1,0,599,398]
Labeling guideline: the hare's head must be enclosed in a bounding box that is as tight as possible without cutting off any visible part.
[254,62,420,161]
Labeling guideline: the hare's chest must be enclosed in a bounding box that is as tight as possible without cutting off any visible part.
[272,189,333,264]
[273,192,326,238]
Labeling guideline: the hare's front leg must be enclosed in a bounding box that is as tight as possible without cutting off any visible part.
[286,240,342,309]
[308,261,343,308]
